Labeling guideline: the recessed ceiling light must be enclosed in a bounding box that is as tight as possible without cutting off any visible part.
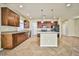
[66,3,71,7]
[30,17,32,19]
[19,5,23,8]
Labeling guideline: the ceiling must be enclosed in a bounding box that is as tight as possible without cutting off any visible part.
[1,3,79,19]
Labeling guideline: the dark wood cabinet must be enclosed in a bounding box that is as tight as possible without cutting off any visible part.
[13,33,28,46]
[37,21,58,28]
[37,21,52,28]
[1,32,28,49]
[1,7,20,27]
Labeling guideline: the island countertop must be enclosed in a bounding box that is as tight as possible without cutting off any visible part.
[37,30,59,34]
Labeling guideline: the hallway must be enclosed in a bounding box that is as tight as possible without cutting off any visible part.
[0,36,79,56]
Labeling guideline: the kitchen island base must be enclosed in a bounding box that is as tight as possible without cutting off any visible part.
[40,32,58,47]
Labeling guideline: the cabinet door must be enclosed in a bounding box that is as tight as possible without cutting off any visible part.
[1,34,13,48]
[14,14,20,26]
[75,19,79,37]
[1,7,8,25]
[13,34,18,46]
[1,7,20,27]
[17,33,28,44]
[7,9,19,27]
[8,11,15,26]
[13,33,28,45]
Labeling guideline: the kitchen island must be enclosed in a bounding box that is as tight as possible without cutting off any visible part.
[38,31,59,47]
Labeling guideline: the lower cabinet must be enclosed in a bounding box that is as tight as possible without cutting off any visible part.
[1,32,28,49]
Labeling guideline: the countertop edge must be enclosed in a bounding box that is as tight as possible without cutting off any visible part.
[1,31,30,34]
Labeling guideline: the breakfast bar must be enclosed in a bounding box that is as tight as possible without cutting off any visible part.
[38,31,59,47]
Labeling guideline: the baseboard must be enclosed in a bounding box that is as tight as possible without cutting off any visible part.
[0,48,3,51]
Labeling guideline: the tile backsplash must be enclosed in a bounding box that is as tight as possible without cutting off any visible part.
[0,26,18,32]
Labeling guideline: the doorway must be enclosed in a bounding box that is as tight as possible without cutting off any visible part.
[75,19,79,37]
[30,21,37,37]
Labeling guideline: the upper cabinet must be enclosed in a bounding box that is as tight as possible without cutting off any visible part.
[1,7,20,27]
[37,21,59,28]
[37,21,52,28]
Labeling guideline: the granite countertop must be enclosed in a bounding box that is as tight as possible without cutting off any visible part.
[1,30,30,34]
[37,30,59,33]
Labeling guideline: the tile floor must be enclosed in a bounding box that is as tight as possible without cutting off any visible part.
[0,36,79,56]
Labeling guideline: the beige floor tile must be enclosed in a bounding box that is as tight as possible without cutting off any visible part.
[72,47,79,56]
[0,36,79,56]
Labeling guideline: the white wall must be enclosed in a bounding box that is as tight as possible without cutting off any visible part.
[17,17,24,31]
[74,19,79,37]
[30,20,37,36]
[67,19,75,36]
[62,19,75,36]
[62,21,69,36]
[62,18,79,37]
